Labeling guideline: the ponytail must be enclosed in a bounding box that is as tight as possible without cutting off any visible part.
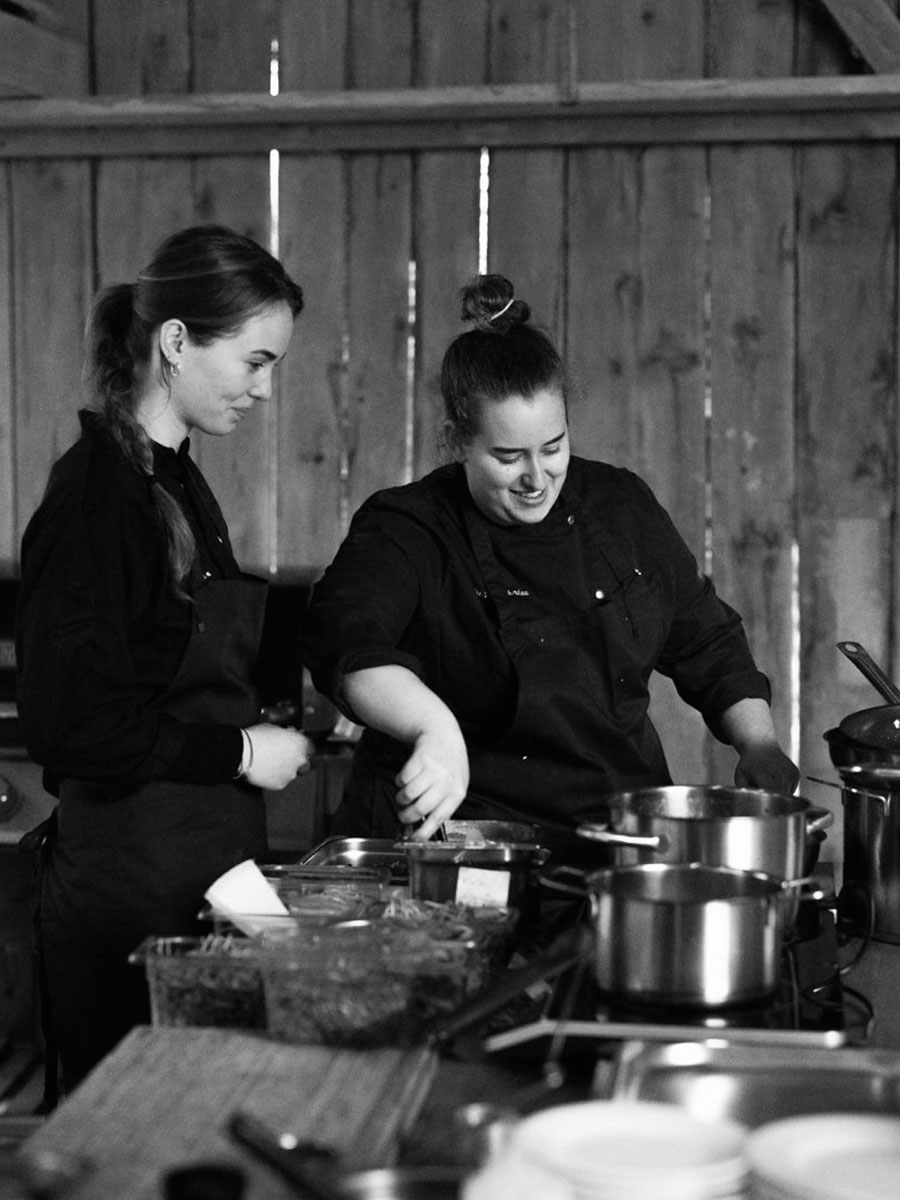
[84,283,196,595]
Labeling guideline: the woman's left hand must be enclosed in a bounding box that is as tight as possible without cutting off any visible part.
[734,742,800,794]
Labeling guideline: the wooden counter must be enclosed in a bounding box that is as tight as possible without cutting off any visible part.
[20,1027,438,1200]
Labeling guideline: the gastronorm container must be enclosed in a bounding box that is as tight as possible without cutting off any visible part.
[129,935,266,1030]
[259,918,501,1048]
[405,842,545,910]
[299,837,411,883]
[609,1041,900,1127]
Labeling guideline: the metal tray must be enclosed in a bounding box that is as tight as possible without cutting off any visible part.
[608,1041,900,1128]
[299,836,410,883]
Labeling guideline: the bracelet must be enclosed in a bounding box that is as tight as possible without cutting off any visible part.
[234,728,253,779]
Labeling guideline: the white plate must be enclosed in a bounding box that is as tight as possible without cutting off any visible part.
[747,1113,900,1200]
[511,1101,747,1191]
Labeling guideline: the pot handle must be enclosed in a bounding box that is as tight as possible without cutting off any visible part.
[536,862,590,898]
[780,875,827,903]
[804,805,834,835]
[576,822,663,850]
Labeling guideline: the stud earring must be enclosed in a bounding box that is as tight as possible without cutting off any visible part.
[170,362,181,376]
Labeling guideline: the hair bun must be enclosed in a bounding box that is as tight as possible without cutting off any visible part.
[459,273,530,331]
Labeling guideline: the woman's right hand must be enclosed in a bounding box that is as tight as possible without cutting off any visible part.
[395,724,470,840]
[241,724,312,790]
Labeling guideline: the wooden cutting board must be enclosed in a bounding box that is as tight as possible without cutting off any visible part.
[21,1026,438,1200]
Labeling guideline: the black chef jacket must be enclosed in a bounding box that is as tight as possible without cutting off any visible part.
[15,410,243,793]
[303,458,771,840]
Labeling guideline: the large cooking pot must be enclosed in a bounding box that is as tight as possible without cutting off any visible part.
[586,863,799,1008]
[838,764,900,945]
[576,785,831,893]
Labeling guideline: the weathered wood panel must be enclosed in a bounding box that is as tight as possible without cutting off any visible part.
[413,0,488,477]
[10,162,91,546]
[345,1,415,513]
[569,0,709,785]
[189,0,279,575]
[707,1,798,783]
[277,1,349,570]
[488,0,565,337]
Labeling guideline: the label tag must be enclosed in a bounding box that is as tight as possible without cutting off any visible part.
[455,866,511,907]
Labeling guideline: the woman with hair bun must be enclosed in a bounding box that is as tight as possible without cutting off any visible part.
[16,224,312,1094]
[303,273,798,846]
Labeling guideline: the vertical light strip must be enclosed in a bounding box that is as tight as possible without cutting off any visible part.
[268,38,280,575]
[405,259,417,483]
[268,39,280,256]
[791,538,801,764]
[478,147,490,274]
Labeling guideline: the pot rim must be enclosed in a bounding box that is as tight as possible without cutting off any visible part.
[584,861,790,904]
[600,784,814,821]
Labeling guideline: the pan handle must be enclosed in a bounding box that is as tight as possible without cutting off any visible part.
[837,641,900,705]
[804,805,834,836]
[576,822,663,850]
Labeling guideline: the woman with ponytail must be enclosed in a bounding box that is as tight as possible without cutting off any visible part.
[303,273,798,847]
[16,224,311,1095]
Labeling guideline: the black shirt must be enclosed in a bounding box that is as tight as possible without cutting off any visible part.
[15,411,243,794]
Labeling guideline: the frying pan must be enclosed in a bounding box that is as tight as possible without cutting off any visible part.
[839,705,900,751]
[836,642,900,750]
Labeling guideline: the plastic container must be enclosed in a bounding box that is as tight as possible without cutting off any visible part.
[259,921,481,1047]
[129,935,266,1030]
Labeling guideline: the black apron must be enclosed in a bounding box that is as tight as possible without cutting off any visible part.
[39,575,268,1092]
[333,496,672,847]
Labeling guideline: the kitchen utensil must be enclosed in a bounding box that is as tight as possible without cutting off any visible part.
[228,1112,464,1200]
[227,1111,346,1200]
[838,763,900,944]
[839,703,900,750]
[575,863,802,1007]
[424,923,590,1048]
[837,641,900,704]
[574,785,831,923]
[299,837,410,884]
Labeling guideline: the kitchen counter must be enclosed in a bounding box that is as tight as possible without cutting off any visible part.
[11,938,900,1196]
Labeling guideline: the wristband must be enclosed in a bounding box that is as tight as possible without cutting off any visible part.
[234,728,253,779]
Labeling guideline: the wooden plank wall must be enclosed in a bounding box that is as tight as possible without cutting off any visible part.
[2,0,898,862]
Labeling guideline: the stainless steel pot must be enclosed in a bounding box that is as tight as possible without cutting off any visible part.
[839,764,900,945]
[586,863,798,1008]
[576,785,832,922]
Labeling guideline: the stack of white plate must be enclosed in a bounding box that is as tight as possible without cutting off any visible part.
[494,1100,749,1200]
[746,1113,900,1200]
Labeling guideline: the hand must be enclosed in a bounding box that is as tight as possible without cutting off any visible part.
[241,724,312,791]
[394,726,469,841]
[734,741,800,794]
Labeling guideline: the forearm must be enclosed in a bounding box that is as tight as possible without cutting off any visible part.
[342,665,469,837]
[341,664,461,745]
[719,697,799,794]
[719,697,780,751]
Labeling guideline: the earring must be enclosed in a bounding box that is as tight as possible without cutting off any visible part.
[170,362,180,376]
